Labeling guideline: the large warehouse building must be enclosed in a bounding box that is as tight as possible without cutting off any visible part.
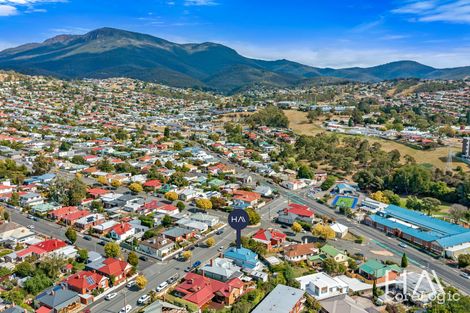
[364,205,470,258]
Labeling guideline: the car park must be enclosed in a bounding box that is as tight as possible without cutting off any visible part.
[105,292,117,300]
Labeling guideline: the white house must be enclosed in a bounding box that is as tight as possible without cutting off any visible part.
[108,223,136,242]
[190,213,219,227]
[280,180,306,191]
[330,222,349,239]
[296,272,349,300]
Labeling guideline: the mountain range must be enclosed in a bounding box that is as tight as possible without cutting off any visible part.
[0,27,469,93]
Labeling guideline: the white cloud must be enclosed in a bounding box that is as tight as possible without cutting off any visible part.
[218,40,470,68]
[0,0,66,15]
[393,0,470,24]
[0,4,17,16]
[184,0,217,6]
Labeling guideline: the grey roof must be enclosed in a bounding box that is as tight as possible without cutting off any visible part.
[319,295,368,313]
[3,306,28,313]
[143,300,186,313]
[163,227,192,238]
[251,284,304,313]
[37,289,79,309]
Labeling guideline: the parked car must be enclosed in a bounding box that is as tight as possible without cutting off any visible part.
[399,242,408,248]
[126,280,136,288]
[218,245,224,252]
[83,235,92,241]
[28,225,34,229]
[156,281,168,292]
[138,294,150,304]
[119,304,132,313]
[184,266,191,272]
[105,292,117,300]
[192,260,201,268]
[167,273,179,284]
[461,273,470,280]
[139,255,149,261]
[98,240,106,246]
[216,229,224,235]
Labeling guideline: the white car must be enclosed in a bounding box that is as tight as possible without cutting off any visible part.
[105,292,117,300]
[218,245,224,251]
[399,243,408,248]
[119,304,132,313]
[28,225,34,229]
[126,281,136,288]
[461,273,470,280]
[156,281,168,292]
[138,294,150,304]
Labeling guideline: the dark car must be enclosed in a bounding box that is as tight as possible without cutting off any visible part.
[167,273,179,284]
[216,229,224,235]
[139,255,149,261]
[83,235,92,241]
[189,246,195,251]
[98,240,106,246]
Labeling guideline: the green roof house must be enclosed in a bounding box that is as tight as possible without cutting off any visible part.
[359,259,402,282]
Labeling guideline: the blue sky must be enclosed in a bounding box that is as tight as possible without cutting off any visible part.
[0,0,469,68]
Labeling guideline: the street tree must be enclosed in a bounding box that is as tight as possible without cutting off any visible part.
[65,227,77,244]
[136,275,148,290]
[206,237,215,247]
[104,242,121,258]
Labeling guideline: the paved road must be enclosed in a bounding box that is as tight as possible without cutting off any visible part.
[8,210,157,270]
[202,146,470,295]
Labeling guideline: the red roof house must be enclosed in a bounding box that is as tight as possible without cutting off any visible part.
[97,258,131,284]
[252,228,287,251]
[174,273,245,308]
[66,270,109,294]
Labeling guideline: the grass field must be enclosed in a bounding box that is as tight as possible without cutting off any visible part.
[332,196,358,208]
[284,110,467,170]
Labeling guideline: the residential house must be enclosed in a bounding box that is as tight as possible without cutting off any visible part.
[65,270,109,295]
[138,236,175,259]
[190,213,219,227]
[280,180,306,191]
[108,222,135,242]
[283,243,319,262]
[174,272,245,308]
[74,213,105,230]
[358,259,402,284]
[278,203,315,225]
[330,222,348,239]
[19,192,43,206]
[232,190,261,208]
[0,222,35,247]
[201,258,243,282]
[251,284,305,313]
[309,244,349,266]
[163,227,195,242]
[36,288,81,313]
[251,228,287,251]
[5,239,68,262]
[88,258,132,285]
[223,247,262,270]
[48,206,79,220]
[92,220,118,235]
[296,272,349,300]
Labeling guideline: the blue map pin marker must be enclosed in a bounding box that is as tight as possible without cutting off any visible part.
[228,209,249,248]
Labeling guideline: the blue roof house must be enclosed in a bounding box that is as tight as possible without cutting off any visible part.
[223,247,262,270]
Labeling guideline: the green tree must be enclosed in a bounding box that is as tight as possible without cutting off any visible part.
[23,273,52,295]
[297,164,314,179]
[323,258,338,274]
[104,242,121,258]
[195,198,213,210]
[39,255,66,279]
[127,251,139,267]
[15,261,34,277]
[458,254,470,268]
[401,253,408,268]
[246,208,260,225]
[129,182,143,193]
[65,227,77,243]
[176,201,186,210]
[206,237,216,247]
[162,214,173,227]
[78,249,88,262]
[32,154,53,175]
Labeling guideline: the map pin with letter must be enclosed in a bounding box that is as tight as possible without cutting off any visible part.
[228,209,249,248]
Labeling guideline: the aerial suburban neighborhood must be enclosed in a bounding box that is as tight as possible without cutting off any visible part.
[0,70,468,313]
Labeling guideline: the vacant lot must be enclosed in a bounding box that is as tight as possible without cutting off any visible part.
[284,110,467,170]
